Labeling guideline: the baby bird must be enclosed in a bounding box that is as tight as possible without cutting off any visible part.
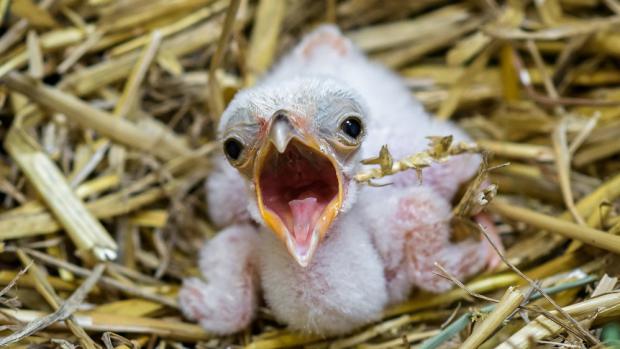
[179,25,500,335]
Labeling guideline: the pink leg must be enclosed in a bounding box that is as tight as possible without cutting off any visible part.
[402,197,501,294]
[365,186,496,302]
[179,224,259,334]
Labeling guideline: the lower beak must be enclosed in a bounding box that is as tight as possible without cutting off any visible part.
[254,131,343,267]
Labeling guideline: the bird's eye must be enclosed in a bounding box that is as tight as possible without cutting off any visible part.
[224,138,244,161]
[340,117,363,140]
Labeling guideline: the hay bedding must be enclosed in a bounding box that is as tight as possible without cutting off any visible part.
[0,0,620,348]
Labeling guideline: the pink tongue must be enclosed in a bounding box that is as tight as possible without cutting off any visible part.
[288,197,320,248]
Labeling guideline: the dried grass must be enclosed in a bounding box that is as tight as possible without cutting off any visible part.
[1,0,620,348]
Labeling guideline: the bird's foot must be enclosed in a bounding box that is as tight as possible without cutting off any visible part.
[179,224,260,334]
[179,276,256,334]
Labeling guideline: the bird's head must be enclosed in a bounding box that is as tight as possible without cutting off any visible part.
[218,77,367,267]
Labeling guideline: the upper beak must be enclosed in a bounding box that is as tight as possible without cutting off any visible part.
[254,115,344,267]
[269,116,296,153]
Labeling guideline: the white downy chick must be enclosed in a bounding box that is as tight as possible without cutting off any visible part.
[179,25,501,335]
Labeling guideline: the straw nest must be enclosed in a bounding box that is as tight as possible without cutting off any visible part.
[1,0,620,348]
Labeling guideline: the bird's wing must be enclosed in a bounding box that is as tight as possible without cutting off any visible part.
[205,155,252,227]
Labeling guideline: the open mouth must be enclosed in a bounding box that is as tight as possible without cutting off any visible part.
[257,139,341,265]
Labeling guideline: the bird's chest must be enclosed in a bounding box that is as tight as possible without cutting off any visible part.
[255,218,388,333]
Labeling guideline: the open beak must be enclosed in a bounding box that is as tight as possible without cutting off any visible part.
[254,116,344,267]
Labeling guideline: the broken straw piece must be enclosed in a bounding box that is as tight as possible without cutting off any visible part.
[5,115,117,261]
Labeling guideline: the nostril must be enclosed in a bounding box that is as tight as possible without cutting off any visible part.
[273,110,289,123]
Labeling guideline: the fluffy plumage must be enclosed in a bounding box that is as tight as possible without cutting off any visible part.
[180,25,499,335]
[259,213,387,335]
[179,223,259,333]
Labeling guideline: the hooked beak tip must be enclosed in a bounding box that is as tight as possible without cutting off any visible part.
[269,118,297,153]
[273,140,288,154]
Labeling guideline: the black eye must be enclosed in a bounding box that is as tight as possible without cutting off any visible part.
[341,117,363,140]
[224,138,243,161]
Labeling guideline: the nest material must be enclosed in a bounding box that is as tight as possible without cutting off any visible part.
[1,0,620,348]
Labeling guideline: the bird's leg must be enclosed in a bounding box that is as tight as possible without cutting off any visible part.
[400,193,501,294]
[365,186,498,301]
[179,224,260,334]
